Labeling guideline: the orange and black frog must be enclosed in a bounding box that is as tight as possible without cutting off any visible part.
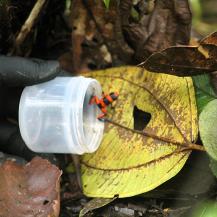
[89,92,119,120]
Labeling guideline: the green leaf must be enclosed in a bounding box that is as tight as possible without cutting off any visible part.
[209,158,217,178]
[193,74,217,114]
[199,99,217,160]
[192,201,217,217]
[103,0,110,9]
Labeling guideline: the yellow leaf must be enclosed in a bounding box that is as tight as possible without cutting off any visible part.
[81,66,198,198]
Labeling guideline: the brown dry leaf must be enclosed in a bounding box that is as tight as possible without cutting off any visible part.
[0,157,62,217]
[201,32,217,93]
[84,0,134,62]
[201,32,217,45]
[122,0,192,61]
[139,32,217,76]
[70,0,120,73]
[68,0,191,72]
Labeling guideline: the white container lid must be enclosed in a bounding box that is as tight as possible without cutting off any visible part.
[19,76,104,154]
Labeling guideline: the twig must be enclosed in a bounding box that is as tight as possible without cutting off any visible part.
[105,118,205,152]
[14,0,47,51]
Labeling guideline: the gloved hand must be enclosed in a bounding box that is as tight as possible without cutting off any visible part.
[0,56,66,162]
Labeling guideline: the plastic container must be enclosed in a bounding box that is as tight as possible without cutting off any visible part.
[19,76,104,154]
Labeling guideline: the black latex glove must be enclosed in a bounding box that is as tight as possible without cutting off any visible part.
[0,56,65,162]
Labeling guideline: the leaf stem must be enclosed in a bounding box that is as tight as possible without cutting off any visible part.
[105,118,205,152]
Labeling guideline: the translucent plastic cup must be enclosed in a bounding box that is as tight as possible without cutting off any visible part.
[19,76,104,154]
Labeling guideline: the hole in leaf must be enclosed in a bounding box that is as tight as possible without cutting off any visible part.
[43,200,49,205]
[133,106,151,131]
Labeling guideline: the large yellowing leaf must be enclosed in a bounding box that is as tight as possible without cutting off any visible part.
[82,66,198,198]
